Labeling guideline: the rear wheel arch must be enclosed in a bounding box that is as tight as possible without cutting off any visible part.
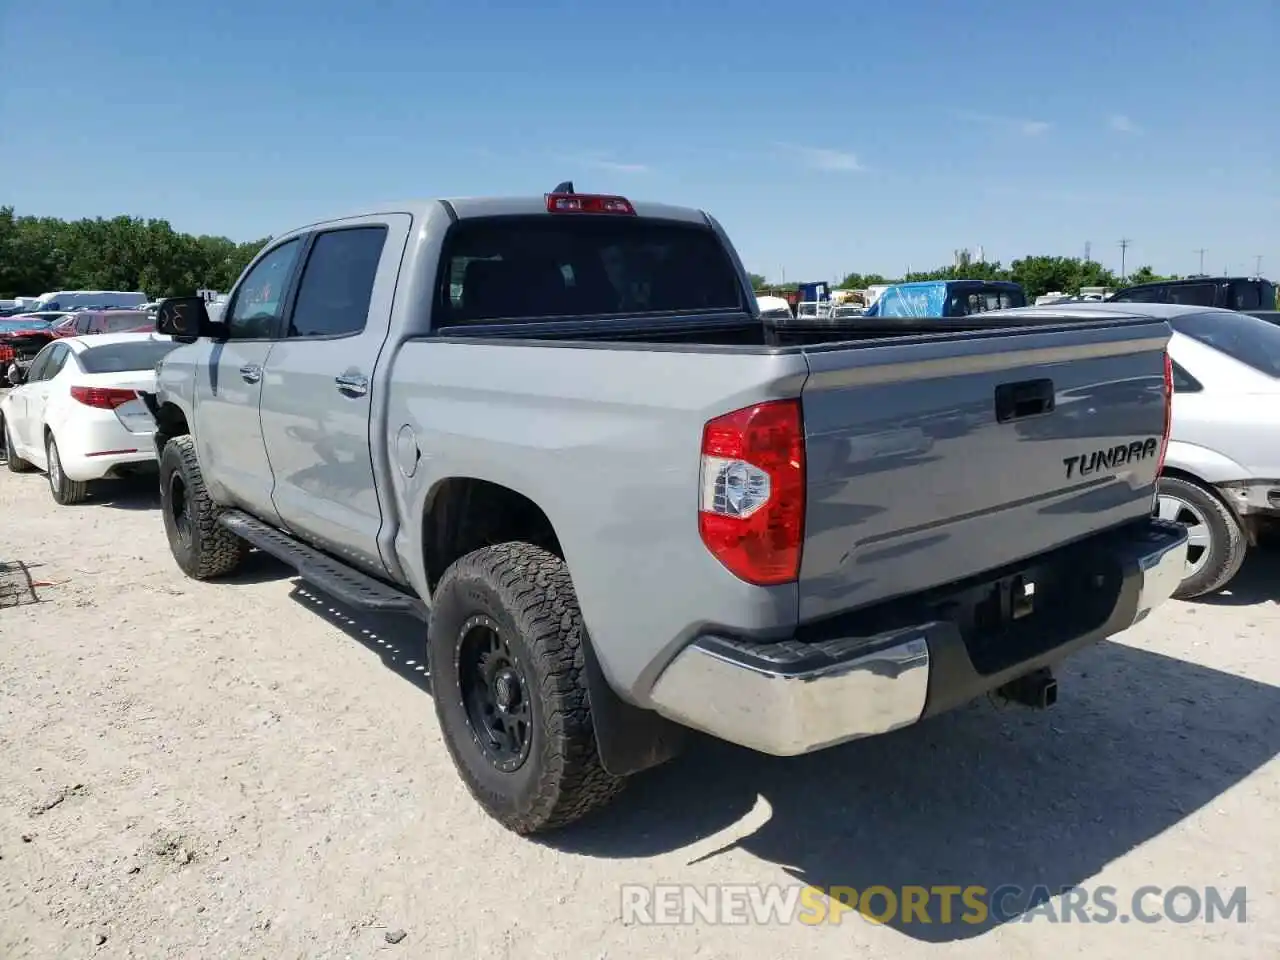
[421,477,563,596]
[420,477,684,778]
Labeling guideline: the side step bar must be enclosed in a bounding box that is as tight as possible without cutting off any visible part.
[218,510,426,619]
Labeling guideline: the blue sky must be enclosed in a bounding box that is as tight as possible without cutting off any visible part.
[2,0,1276,283]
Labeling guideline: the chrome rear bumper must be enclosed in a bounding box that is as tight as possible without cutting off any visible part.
[649,519,1187,756]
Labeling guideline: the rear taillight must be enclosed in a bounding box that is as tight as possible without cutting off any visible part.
[545,193,636,215]
[1156,351,1173,475]
[698,399,805,585]
[71,386,137,409]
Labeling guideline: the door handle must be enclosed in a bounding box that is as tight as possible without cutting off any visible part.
[335,373,369,397]
[994,378,1055,422]
[239,364,262,384]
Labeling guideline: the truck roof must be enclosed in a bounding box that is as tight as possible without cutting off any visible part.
[292,196,711,234]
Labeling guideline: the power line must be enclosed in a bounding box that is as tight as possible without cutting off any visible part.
[1118,239,1131,281]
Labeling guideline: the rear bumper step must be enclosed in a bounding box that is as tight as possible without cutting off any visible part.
[648,518,1188,756]
[218,510,426,619]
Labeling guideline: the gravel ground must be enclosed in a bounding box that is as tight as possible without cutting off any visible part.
[1,461,1277,959]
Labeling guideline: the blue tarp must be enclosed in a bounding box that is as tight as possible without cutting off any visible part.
[868,282,948,317]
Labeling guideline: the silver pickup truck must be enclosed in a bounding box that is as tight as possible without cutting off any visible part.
[144,187,1187,835]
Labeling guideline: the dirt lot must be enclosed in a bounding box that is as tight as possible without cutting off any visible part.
[1,464,1278,960]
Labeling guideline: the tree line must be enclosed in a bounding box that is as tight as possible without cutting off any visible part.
[2,204,1182,304]
[750,256,1179,300]
[0,206,268,300]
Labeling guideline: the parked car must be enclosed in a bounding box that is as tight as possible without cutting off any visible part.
[0,314,70,384]
[1108,275,1275,312]
[1,333,179,504]
[55,309,156,338]
[24,290,149,312]
[755,294,793,320]
[1159,308,1280,597]
[1019,300,1280,598]
[142,187,1185,835]
[862,279,1026,318]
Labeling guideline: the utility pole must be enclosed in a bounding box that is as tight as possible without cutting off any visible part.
[1193,248,1206,275]
[1084,240,1091,262]
[1118,238,1131,281]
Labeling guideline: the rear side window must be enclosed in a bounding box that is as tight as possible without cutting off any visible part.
[1228,281,1263,311]
[1166,283,1217,307]
[1170,360,1202,392]
[288,226,388,338]
[78,340,181,374]
[104,312,149,332]
[1111,286,1164,303]
[438,217,743,326]
[1170,311,1280,378]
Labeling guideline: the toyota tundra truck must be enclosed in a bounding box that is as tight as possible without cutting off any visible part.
[143,186,1187,835]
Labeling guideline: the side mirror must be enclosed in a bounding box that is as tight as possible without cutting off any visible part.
[7,365,26,386]
[155,297,226,342]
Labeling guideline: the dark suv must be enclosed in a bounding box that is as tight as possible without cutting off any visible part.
[1107,276,1275,311]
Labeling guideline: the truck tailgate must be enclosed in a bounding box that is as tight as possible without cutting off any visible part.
[798,320,1170,621]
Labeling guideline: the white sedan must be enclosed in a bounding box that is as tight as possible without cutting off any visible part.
[1,332,179,504]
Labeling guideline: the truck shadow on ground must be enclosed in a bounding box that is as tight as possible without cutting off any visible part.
[287,580,431,694]
[1189,546,1280,607]
[91,476,162,510]
[558,640,1280,942]
[247,557,1277,943]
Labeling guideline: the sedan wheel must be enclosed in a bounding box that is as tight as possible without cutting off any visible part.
[1155,493,1211,579]
[1155,476,1248,600]
[45,434,89,505]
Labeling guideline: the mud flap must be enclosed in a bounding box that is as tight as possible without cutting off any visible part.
[582,633,686,777]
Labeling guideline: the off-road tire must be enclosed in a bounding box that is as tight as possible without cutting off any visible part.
[1159,476,1247,600]
[3,416,34,473]
[159,435,248,580]
[428,542,625,834]
[45,434,88,505]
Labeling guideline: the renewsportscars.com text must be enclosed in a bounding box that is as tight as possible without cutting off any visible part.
[621,883,1247,927]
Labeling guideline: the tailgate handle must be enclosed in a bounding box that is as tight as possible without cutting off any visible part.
[995,378,1055,422]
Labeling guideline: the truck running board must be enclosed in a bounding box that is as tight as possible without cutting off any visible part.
[218,510,426,619]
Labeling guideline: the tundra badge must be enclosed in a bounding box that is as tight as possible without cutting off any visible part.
[1063,438,1160,479]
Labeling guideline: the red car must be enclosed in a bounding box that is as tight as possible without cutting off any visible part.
[54,309,156,338]
[2,310,155,385]
[0,313,67,382]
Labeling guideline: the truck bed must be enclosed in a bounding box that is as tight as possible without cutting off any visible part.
[414,308,1170,627]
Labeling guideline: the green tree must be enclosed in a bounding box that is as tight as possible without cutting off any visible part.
[0,206,265,299]
[838,272,889,289]
[1123,265,1176,286]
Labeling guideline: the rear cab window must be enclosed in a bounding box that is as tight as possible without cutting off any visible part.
[437,216,743,326]
[1170,311,1280,378]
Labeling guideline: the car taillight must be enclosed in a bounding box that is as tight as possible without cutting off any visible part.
[1156,351,1173,475]
[545,193,636,215]
[698,399,805,585]
[70,386,137,409]
[0,345,13,362]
